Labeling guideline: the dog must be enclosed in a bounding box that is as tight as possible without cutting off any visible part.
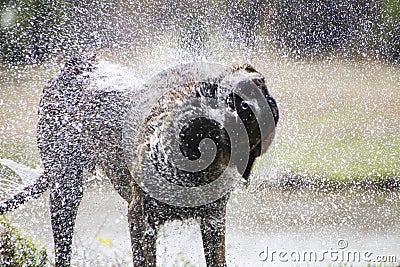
[0,55,279,266]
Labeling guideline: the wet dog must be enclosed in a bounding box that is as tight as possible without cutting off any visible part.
[0,56,278,266]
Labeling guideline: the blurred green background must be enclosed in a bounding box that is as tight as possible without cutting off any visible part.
[0,0,399,65]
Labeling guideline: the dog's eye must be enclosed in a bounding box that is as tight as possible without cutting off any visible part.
[240,101,249,110]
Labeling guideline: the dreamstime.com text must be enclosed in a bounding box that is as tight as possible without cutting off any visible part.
[258,239,398,264]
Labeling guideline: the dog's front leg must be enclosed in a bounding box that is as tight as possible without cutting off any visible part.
[49,166,83,267]
[128,196,157,266]
[200,208,227,267]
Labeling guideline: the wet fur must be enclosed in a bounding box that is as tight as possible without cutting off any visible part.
[0,56,278,266]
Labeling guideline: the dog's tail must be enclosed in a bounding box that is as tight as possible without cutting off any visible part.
[0,173,49,215]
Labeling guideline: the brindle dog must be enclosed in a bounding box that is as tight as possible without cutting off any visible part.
[0,55,278,266]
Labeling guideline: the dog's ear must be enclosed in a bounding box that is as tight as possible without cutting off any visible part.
[177,82,231,164]
[178,89,263,183]
[178,117,230,163]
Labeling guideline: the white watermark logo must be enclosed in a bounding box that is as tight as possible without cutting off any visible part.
[258,239,398,264]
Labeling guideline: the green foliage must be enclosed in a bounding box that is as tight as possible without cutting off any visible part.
[380,0,400,62]
[0,216,48,267]
[1,0,398,64]
[0,0,120,65]
[270,0,399,62]
[0,0,65,65]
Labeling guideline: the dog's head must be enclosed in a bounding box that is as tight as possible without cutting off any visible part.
[125,62,278,206]
[177,64,279,183]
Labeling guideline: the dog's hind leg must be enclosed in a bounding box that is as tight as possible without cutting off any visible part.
[128,195,157,266]
[200,208,227,267]
[48,164,83,266]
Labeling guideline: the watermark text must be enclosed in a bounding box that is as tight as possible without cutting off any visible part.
[258,239,398,264]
